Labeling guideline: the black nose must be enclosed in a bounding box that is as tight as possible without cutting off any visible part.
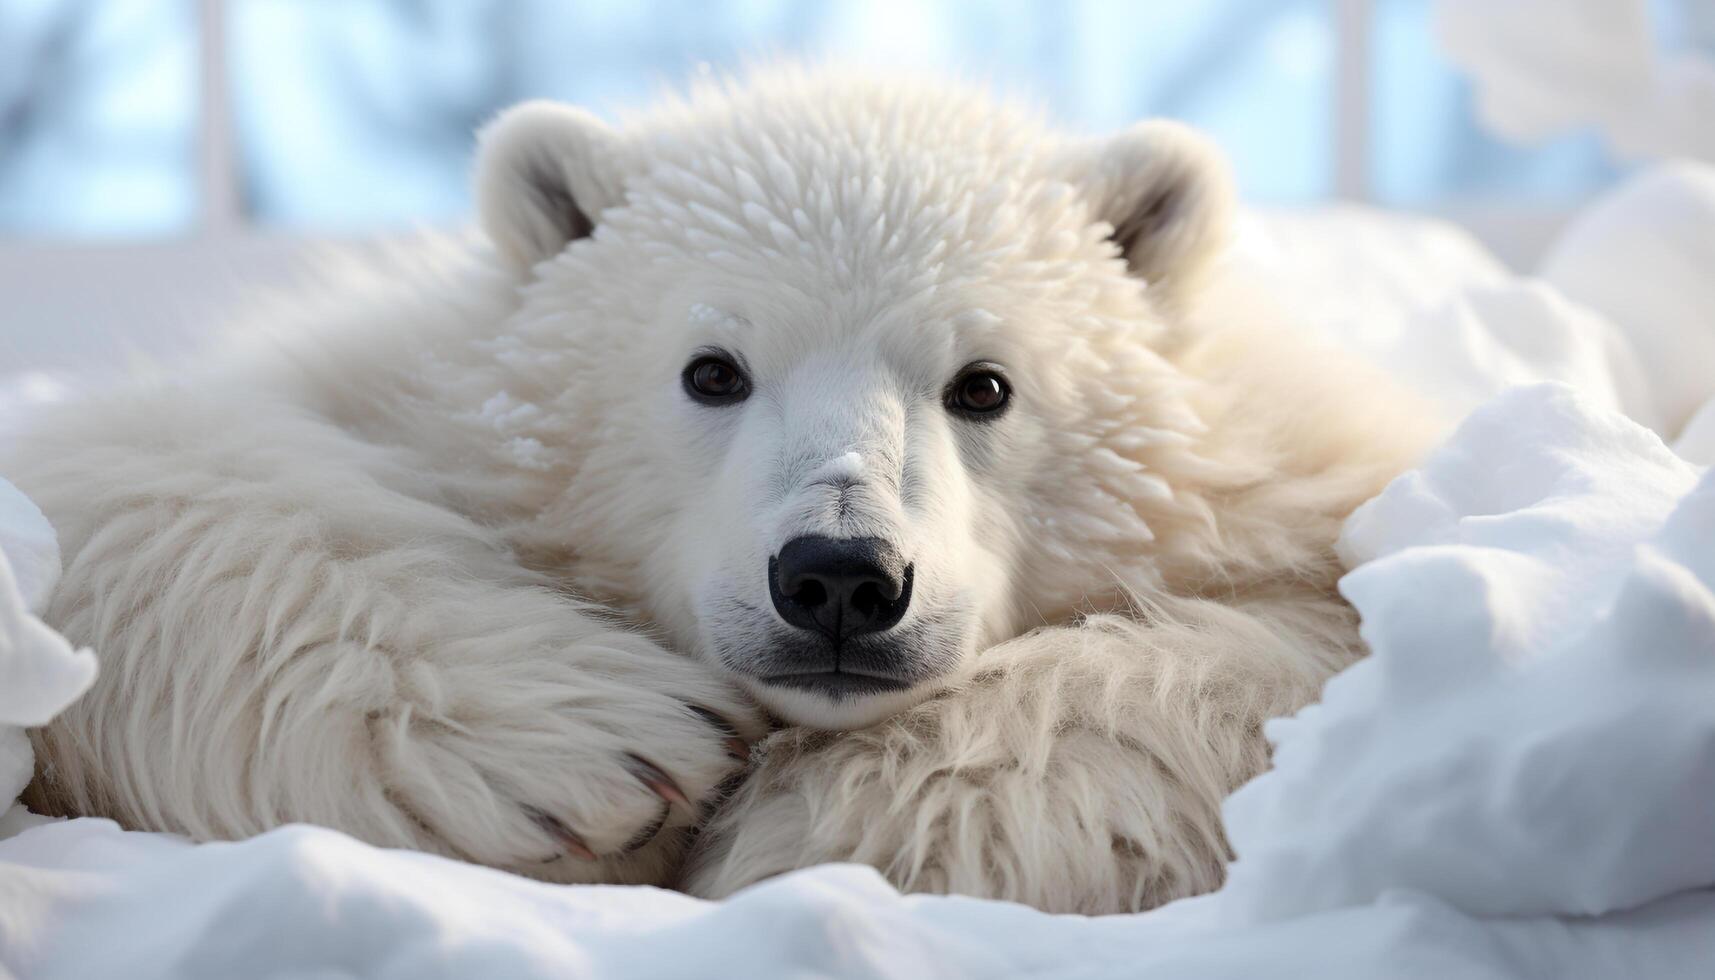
[769,536,913,642]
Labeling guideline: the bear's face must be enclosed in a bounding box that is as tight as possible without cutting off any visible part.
[476,76,1233,728]
[642,285,1042,729]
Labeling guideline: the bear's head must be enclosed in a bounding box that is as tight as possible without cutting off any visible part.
[472,73,1236,729]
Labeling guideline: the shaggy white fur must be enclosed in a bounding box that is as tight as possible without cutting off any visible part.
[4,69,1434,911]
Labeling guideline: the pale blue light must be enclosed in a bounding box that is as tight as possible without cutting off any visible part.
[0,0,195,238]
[0,0,1678,237]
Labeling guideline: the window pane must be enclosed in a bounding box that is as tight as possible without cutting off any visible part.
[229,0,1333,231]
[0,0,196,237]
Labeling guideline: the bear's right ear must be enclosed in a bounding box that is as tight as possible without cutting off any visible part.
[474,101,630,270]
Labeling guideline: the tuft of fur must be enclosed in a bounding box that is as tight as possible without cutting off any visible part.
[5,68,1436,909]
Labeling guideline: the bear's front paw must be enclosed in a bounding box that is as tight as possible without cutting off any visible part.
[682,676,1231,912]
[518,721,749,862]
[375,638,765,882]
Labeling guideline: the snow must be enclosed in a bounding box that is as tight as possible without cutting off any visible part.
[0,478,96,844]
[1245,385,1713,921]
[0,479,60,614]
[1679,398,1715,466]
[4,819,1714,980]
[1542,161,1715,434]
[5,166,1715,976]
[1227,207,1657,431]
[1232,161,1715,448]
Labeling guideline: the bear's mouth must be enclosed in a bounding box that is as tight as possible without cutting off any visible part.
[706,620,968,729]
[696,588,974,726]
[756,670,914,699]
[713,623,948,692]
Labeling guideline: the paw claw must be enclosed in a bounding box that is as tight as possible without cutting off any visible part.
[524,805,599,862]
[624,753,691,809]
[685,704,751,762]
[621,801,672,853]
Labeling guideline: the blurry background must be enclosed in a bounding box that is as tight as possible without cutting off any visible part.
[0,0,1710,376]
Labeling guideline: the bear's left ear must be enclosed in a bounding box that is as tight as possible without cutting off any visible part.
[1070,120,1236,309]
[474,100,634,271]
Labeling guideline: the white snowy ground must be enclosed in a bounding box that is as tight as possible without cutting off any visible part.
[2,164,1714,978]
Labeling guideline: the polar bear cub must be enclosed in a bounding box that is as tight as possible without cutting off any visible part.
[7,70,1428,913]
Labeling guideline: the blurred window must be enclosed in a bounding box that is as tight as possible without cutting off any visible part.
[0,0,196,236]
[0,0,1700,239]
[1370,0,1627,204]
[227,0,1334,230]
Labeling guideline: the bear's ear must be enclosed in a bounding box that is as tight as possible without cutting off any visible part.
[1073,120,1236,309]
[474,101,630,270]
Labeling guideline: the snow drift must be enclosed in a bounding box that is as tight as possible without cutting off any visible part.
[0,479,94,841]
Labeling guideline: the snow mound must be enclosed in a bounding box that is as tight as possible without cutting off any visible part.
[1542,161,1715,435]
[1241,162,1715,449]
[1225,384,1713,923]
[0,477,96,839]
[4,385,1712,978]
[0,477,61,612]
[1678,397,1715,466]
[1232,207,1655,430]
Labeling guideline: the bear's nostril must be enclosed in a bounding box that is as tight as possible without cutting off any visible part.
[768,537,912,643]
[849,582,884,619]
[791,579,828,609]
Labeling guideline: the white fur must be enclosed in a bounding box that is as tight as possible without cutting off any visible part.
[5,68,1436,909]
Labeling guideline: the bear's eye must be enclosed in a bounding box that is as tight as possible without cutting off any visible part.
[682,352,750,405]
[945,365,1011,419]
